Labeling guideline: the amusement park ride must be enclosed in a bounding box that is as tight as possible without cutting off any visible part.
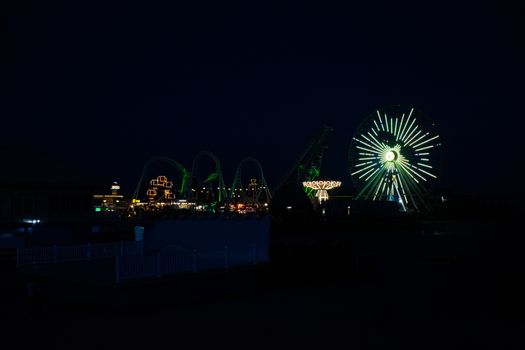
[128,152,272,216]
[349,105,442,212]
[121,105,442,218]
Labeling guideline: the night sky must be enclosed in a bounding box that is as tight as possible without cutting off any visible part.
[2,1,524,197]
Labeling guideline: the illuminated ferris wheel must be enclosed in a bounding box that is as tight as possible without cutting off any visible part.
[349,105,442,212]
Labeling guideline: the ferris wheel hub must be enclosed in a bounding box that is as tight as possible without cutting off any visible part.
[385,150,397,162]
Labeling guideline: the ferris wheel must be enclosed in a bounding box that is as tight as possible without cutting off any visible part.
[349,105,442,212]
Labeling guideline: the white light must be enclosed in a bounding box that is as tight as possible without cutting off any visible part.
[413,135,440,149]
[385,150,396,162]
[415,145,434,151]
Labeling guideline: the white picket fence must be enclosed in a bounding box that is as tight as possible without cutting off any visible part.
[115,244,264,283]
[17,241,144,267]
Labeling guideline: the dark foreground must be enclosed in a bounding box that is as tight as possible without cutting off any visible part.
[2,215,524,349]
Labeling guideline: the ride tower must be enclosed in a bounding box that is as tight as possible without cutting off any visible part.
[275,125,333,199]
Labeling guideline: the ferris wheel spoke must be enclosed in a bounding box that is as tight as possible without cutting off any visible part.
[403,125,419,145]
[357,178,377,199]
[364,166,382,181]
[400,118,417,143]
[393,179,407,211]
[384,114,389,133]
[417,162,433,169]
[357,169,384,199]
[373,120,380,132]
[406,131,429,148]
[355,161,373,167]
[414,145,434,152]
[396,113,405,140]
[397,165,418,190]
[405,130,423,147]
[362,133,384,150]
[412,133,435,148]
[378,179,388,200]
[351,162,376,175]
[358,166,377,179]
[372,177,385,200]
[398,117,411,141]
[354,137,383,153]
[403,161,434,181]
[398,112,410,141]
[377,111,385,131]
[409,163,437,178]
[356,145,379,154]
[365,132,382,147]
[359,167,385,200]
[412,135,440,149]
[403,162,429,182]
[398,161,423,182]
[367,132,388,149]
[393,118,399,139]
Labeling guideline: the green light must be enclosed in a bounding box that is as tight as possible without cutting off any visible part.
[95,207,101,212]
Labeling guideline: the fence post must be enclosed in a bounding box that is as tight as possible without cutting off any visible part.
[54,245,58,264]
[192,249,197,272]
[115,256,120,283]
[224,245,229,269]
[120,240,124,257]
[157,252,161,277]
[252,243,257,265]
[87,243,91,262]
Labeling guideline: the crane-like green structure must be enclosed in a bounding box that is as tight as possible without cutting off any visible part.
[274,125,333,198]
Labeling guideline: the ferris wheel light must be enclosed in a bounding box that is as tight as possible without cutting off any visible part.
[359,167,376,179]
[415,145,434,151]
[412,135,440,149]
[351,106,440,212]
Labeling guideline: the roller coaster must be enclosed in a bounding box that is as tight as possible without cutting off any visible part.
[129,151,272,215]
[129,125,333,216]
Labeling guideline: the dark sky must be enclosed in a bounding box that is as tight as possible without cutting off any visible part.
[1,1,524,196]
